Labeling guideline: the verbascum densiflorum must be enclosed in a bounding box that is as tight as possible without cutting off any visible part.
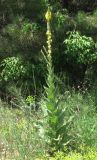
[45,7,52,57]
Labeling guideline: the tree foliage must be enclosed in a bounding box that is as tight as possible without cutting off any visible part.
[1,0,97,96]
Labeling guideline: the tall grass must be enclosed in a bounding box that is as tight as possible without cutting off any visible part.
[0,99,46,160]
[1,89,97,159]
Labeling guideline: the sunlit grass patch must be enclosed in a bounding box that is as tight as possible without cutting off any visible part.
[0,103,46,160]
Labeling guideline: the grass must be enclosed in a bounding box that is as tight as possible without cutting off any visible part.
[0,89,97,159]
[0,100,46,160]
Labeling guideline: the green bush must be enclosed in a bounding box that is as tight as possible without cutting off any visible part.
[0,56,27,82]
[50,146,97,160]
[63,31,97,86]
[64,31,97,65]
[0,56,46,96]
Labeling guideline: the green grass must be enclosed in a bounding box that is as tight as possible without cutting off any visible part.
[0,100,46,160]
[0,89,97,159]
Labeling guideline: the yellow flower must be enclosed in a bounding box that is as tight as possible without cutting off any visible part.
[46,30,51,35]
[17,118,27,129]
[45,8,52,21]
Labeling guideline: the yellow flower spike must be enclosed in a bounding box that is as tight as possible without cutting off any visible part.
[45,6,52,58]
[45,8,52,21]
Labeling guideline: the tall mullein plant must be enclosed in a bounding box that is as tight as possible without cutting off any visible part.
[45,7,58,151]
[45,7,55,111]
[44,7,73,151]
